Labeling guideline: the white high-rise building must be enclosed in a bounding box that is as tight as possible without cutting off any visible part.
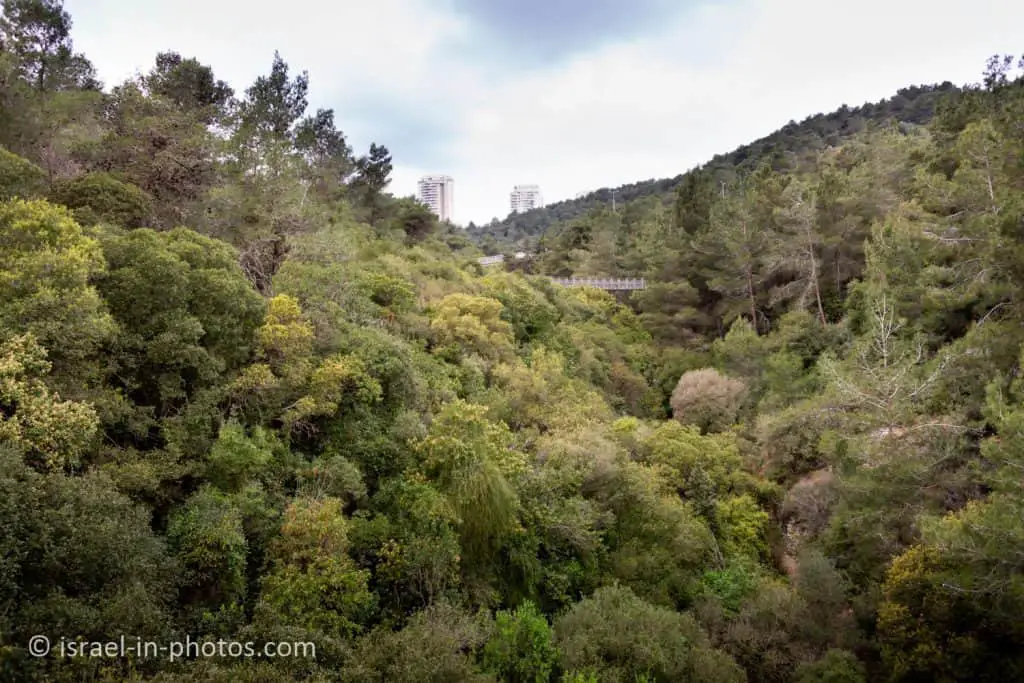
[510,184,544,214]
[417,175,454,222]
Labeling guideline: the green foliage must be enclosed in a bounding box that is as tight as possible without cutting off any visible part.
[0,448,176,681]
[0,146,46,199]
[472,83,956,247]
[205,421,278,492]
[353,270,417,314]
[6,25,1024,683]
[391,196,439,243]
[0,198,115,380]
[415,400,523,566]
[699,561,759,614]
[363,475,462,614]
[94,226,264,417]
[873,408,1024,681]
[282,353,383,431]
[344,602,492,683]
[257,497,376,640]
[794,650,865,683]
[481,272,561,345]
[0,334,98,470]
[167,487,248,619]
[482,600,557,683]
[50,172,152,227]
[638,421,757,518]
[554,585,745,683]
[430,293,515,362]
[715,495,770,562]
[598,457,716,607]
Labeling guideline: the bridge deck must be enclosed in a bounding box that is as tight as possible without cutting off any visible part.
[550,277,646,291]
[474,256,646,291]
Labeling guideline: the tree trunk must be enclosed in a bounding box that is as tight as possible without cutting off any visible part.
[806,227,826,324]
[746,266,758,333]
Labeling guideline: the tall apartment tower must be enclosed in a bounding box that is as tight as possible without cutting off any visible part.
[510,184,544,214]
[417,175,454,222]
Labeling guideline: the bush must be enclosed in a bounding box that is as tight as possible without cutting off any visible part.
[794,649,866,683]
[554,585,745,683]
[670,368,747,433]
[0,147,46,200]
[482,600,558,683]
[50,172,152,227]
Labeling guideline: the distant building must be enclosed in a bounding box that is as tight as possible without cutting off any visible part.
[417,175,454,222]
[510,184,544,214]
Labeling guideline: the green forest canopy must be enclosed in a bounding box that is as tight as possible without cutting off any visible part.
[2,2,1024,682]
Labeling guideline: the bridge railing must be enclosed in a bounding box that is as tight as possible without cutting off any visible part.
[472,255,646,290]
[550,277,646,291]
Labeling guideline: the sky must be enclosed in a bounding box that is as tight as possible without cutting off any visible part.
[66,0,1024,226]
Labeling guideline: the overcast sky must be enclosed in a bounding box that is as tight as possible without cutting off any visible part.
[65,0,1022,225]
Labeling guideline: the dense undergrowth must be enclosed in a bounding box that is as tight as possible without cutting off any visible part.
[3,2,1024,682]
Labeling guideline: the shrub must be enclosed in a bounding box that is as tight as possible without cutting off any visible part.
[0,147,46,200]
[670,368,747,433]
[51,172,152,227]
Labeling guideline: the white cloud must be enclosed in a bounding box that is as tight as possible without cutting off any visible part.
[431,0,1024,224]
[66,0,469,104]
[66,0,1024,225]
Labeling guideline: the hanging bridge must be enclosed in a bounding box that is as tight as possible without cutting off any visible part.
[549,277,647,291]
[475,254,646,291]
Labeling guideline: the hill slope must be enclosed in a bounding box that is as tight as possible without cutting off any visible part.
[469,82,960,248]
[6,2,1024,678]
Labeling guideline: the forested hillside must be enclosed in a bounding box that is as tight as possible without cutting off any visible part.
[3,2,1024,682]
[469,82,958,249]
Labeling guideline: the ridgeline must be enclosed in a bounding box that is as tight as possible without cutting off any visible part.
[469,82,958,250]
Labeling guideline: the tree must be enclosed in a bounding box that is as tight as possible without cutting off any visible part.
[50,171,152,227]
[143,51,233,123]
[255,497,376,640]
[698,178,771,331]
[0,334,98,470]
[351,142,392,218]
[673,166,715,236]
[90,81,217,226]
[0,145,46,199]
[554,585,745,683]
[0,453,177,680]
[814,203,962,434]
[429,293,515,362]
[482,600,558,683]
[93,226,264,422]
[236,50,308,146]
[794,650,865,683]
[344,603,492,682]
[294,108,351,172]
[391,196,438,243]
[414,400,523,567]
[0,0,96,92]
[771,180,827,324]
[167,486,249,625]
[0,198,115,385]
[670,368,747,434]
